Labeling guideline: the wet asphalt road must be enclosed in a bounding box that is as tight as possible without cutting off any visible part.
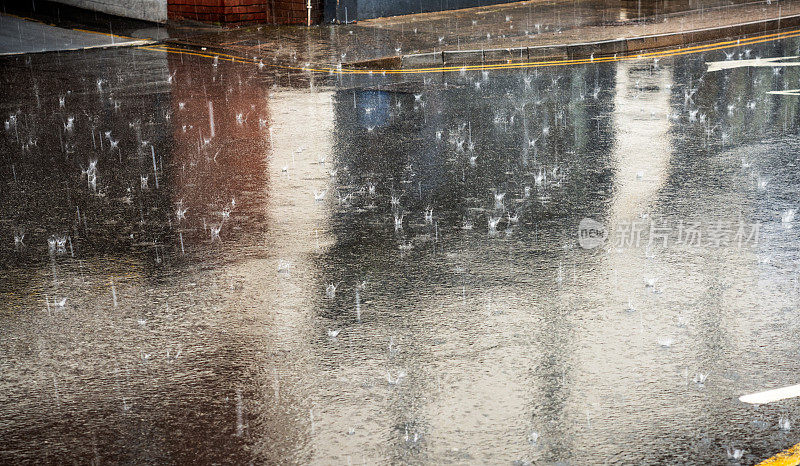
[1,27,799,465]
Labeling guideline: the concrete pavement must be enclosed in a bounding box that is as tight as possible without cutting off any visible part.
[0,13,154,55]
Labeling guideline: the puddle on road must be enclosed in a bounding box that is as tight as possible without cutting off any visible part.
[1,36,799,464]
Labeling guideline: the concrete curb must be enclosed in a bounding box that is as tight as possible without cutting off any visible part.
[370,14,800,69]
[0,39,158,57]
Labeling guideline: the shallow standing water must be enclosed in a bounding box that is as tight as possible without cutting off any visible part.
[1,33,799,465]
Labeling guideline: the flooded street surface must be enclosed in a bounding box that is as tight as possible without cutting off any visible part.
[1,34,799,464]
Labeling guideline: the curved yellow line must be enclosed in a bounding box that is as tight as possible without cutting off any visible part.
[757,443,800,466]
[72,28,137,41]
[139,26,800,75]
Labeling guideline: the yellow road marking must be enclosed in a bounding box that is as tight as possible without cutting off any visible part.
[139,26,800,75]
[758,443,800,466]
[72,28,139,41]
[1,12,46,24]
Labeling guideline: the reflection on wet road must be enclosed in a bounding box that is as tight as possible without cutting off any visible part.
[1,32,799,464]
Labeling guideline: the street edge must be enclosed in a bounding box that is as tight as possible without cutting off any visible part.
[343,13,800,69]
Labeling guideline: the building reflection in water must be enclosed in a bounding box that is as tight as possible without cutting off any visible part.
[3,35,800,465]
[317,64,617,463]
[237,88,338,463]
[0,47,283,463]
[167,52,271,251]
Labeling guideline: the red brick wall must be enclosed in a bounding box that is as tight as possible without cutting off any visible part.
[168,0,323,25]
